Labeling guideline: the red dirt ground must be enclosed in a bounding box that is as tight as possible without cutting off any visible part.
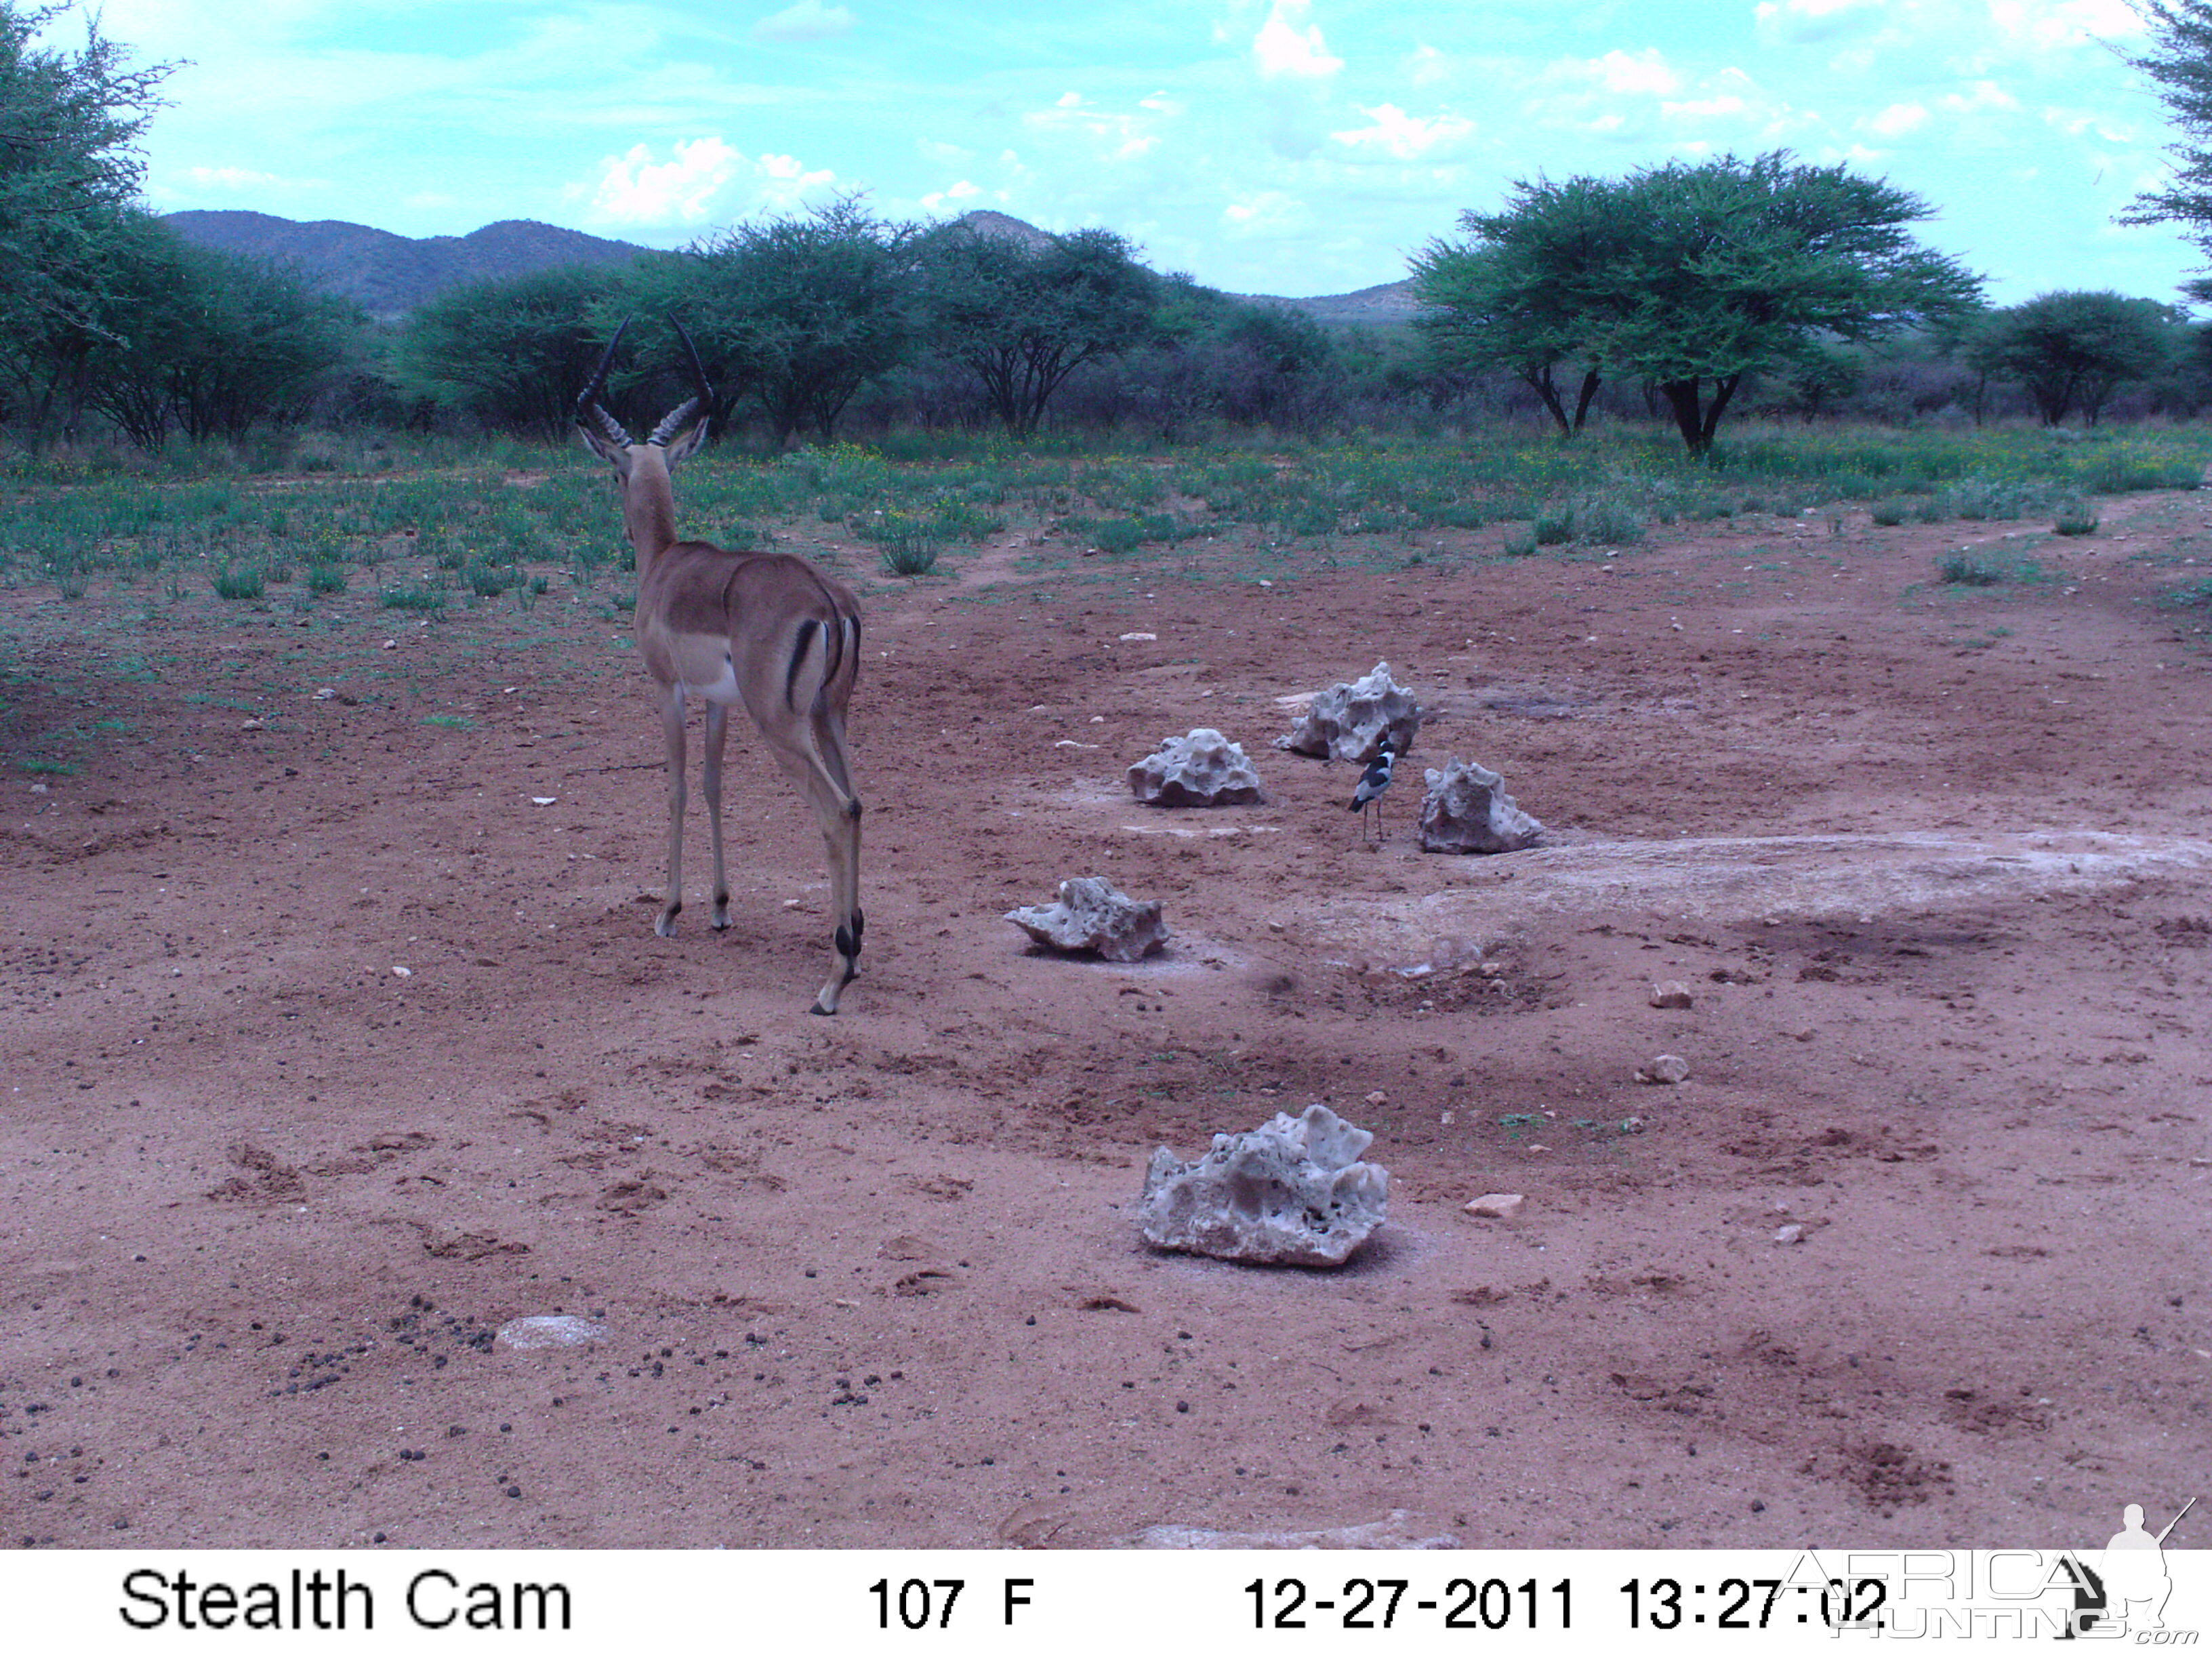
[3,484,2208,1551]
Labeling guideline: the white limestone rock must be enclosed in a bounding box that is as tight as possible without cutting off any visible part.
[1128,728,1264,806]
[1417,758,1545,854]
[1005,876,1168,962]
[1137,1103,1388,1267]
[496,1315,606,1350]
[1276,661,1422,762]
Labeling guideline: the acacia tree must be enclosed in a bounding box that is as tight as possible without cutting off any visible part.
[1415,153,1982,455]
[917,223,1157,436]
[1412,175,1615,438]
[2121,0,2212,289]
[628,197,918,447]
[1963,291,2182,425]
[0,0,173,445]
[402,263,629,438]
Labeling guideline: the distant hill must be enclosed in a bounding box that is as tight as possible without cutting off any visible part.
[950,209,1057,252]
[1245,278,1420,328]
[161,208,1419,325]
[161,211,650,320]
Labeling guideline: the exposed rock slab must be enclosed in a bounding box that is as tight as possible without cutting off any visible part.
[1137,1103,1387,1267]
[1277,661,1422,762]
[1005,876,1168,962]
[1418,758,1545,854]
[1128,728,1263,806]
[495,1315,605,1350]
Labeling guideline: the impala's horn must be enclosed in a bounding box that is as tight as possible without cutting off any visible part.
[648,316,714,447]
[577,317,635,446]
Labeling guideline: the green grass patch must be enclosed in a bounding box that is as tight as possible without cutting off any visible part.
[380,586,447,613]
[1936,552,2005,586]
[211,564,266,600]
[423,714,476,731]
[2053,501,2100,536]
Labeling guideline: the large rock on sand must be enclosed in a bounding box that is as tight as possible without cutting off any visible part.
[1005,876,1168,962]
[1276,661,1422,763]
[1136,1104,1387,1267]
[1128,728,1264,806]
[1417,758,1544,853]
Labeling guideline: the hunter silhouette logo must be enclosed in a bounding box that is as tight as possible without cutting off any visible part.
[2062,1497,2196,1639]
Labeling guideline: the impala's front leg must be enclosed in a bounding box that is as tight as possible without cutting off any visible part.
[656,683,687,938]
[702,701,733,930]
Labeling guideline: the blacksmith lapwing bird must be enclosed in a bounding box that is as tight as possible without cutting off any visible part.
[1349,734,1397,840]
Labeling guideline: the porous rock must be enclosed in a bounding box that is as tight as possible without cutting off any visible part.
[1136,1103,1387,1267]
[496,1315,605,1350]
[1417,758,1545,854]
[1277,660,1422,762]
[1005,876,1168,962]
[1128,728,1263,806]
[1637,1054,1692,1085]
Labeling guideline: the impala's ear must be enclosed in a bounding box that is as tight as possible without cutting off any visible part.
[577,423,632,472]
[663,415,710,470]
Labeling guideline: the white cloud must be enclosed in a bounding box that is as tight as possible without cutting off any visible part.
[1253,0,1342,81]
[1866,102,1929,138]
[1662,94,1748,120]
[1551,48,1681,97]
[1988,0,2141,49]
[1753,0,1884,45]
[1020,94,1164,161]
[750,1,857,43]
[186,164,326,191]
[920,178,982,211]
[571,139,834,228]
[1408,43,1448,87]
[1223,190,1309,234]
[1330,103,1475,160]
[1942,80,2023,114]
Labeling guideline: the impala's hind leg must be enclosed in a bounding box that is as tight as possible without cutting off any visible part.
[702,700,733,930]
[756,710,862,1016]
[809,704,863,1015]
[655,683,687,937]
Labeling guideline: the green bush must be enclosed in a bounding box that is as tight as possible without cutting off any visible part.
[306,562,348,594]
[1869,499,1909,526]
[465,563,514,596]
[212,564,266,600]
[1937,552,2003,586]
[380,586,446,611]
[1568,493,1646,546]
[2052,501,2100,536]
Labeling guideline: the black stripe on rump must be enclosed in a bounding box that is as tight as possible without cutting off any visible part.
[784,618,818,712]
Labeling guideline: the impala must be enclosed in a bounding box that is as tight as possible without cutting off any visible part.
[576,321,865,1015]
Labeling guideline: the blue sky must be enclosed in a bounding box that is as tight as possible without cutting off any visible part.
[80,0,2209,304]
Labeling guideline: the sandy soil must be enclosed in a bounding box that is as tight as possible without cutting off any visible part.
[3,480,2209,1551]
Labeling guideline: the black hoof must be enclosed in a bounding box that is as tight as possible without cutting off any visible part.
[808,1001,835,1017]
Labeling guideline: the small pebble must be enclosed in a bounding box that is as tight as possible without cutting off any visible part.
[1637,1054,1692,1086]
[1464,1193,1525,1220]
[1649,981,1693,1010]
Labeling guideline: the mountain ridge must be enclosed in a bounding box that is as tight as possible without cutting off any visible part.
[161,208,1418,325]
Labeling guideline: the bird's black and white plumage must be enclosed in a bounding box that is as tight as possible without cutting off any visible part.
[1349,735,1396,839]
